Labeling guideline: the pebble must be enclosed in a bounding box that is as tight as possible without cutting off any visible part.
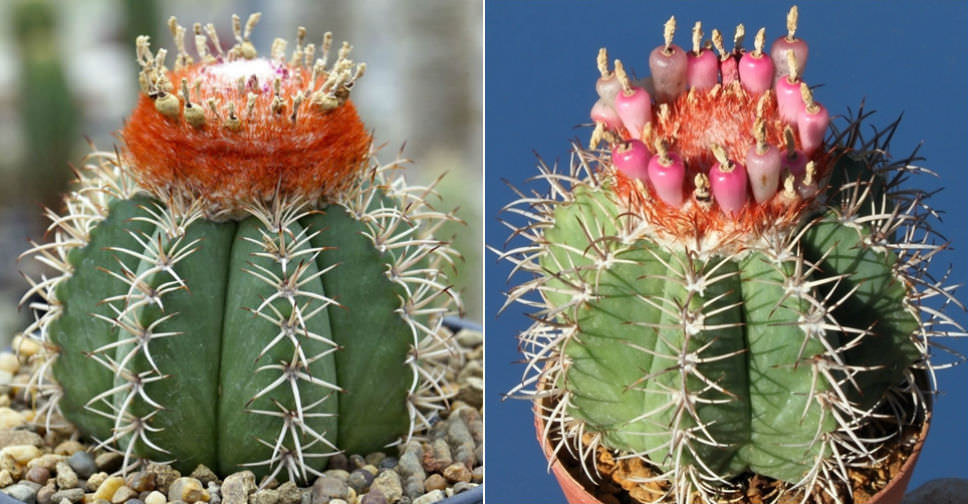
[95,452,123,473]
[359,489,386,504]
[249,489,278,504]
[456,377,482,409]
[2,444,42,464]
[168,477,209,503]
[24,466,50,484]
[397,443,424,499]
[410,490,444,504]
[0,429,43,448]
[377,458,397,471]
[326,454,349,472]
[91,476,126,502]
[220,471,256,504]
[0,468,15,487]
[346,470,374,493]
[86,472,109,492]
[53,441,84,456]
[441,463,471,484]
[322,469,349,482]
[190,465,219,486]
[451,482,477,494]
[66,451,97,479]
[369,471,402,504]
[348,455,366,470]
[111,486,139,504]
[328,500,347,504]
[446,417,475,468]
[50,488,84,503]
[274,482,301,504]
[360,465,378,477]
[143,491,166,504]
[126,499,145,504]
[422,475,445,493]
[144,463,181,494]
[5,481,42,504]
[36,484,55,504]
[28,454,66,471]
[470,466,483,483]
[427,440,452,473]
[0,352,19,374]
[126,472,156,493]
[311,475,348,504]
[364,453,386,467]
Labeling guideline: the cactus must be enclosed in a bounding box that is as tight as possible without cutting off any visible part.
[18,14,461,482]
[499,8,962,503]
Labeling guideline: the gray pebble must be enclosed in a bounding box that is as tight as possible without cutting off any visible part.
[359,489,386,504]
[446,416,476,468]
[249,489,279,504]
[347,470,373,493]
[397,443,424,499]
[274,482,301,504]
[125,500,145,504]
[326,454,349,472]
[377,457,397,470]
[189,465,218,486]
[66,452,96,479]
[50,488,84,503]
[369,471,401,503]
[363,452,386,467]
[429,439,452,472]
[310,475,348,504]
[3,481,42,504]
[322,469,349,482]
[221,471,256,504]
[452,482,477,494]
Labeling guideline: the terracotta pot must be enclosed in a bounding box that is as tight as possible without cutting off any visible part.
[535,406,931,504]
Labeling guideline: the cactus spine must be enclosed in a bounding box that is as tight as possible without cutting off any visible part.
[500,7,962,504]
[19,14,461,481]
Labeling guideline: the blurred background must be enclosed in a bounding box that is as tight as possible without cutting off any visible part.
[0,0,483,344]
[486,1,968,502]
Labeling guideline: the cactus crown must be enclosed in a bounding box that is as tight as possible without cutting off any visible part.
[499,6,963,504]
[19,13,462,483]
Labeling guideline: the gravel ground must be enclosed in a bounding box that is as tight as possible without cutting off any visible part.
[0,326,482,504]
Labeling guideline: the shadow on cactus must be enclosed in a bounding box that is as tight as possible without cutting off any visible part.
[17,13,462,482]
[496,7,963,504]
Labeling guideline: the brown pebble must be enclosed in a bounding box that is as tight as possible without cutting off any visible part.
[25,465,51,484]
[36,484,56,504]
[95,452,123,472]
[442,463,471,483]
[126,471,157,493]
[423,474,446,492]
[471,466,483,483]
[145,463,181,494]
[53,441,86,456]
[168,477,209,503]
[189,465,219,486]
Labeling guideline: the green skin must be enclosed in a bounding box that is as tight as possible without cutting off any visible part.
[49,195,413,477]
[540,152,920,483]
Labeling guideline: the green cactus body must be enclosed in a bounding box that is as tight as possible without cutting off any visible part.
[20,15,459,482]
[501,8,956,503]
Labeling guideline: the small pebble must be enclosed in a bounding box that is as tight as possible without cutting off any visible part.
[190,465,219,486]
[441,463,471,484]
[126,499,145,504]
[359,489,387,504]
[36,484,56,504]
[0,468,15,487]
[24,466,50,485]
[377,457,397,470]
[126,471,157,493]
[0,352,19,374]
[274,482,301,504]
[3,481,42,504]
[55,462,78,489]
[112,485,139,504]
[369,471,402,504]
[360,465,379,477]
[422,475,445,492]
[168,477,209,503]
[28,454,65,471]
[349,455,366,470]
[452,482,477,494]
[50,488,84,503]
[249,489,279,504]
[2,444,42,464]
[322,469,349,482]
[91,476,126,502]
[53,441,84,456]
[326,454,349,472]
[364,452,386,467]
[311,475,348,504]
[0,429,43,448]
[66,451,96,479]
[86,472,109,492]
[220,471,256,504]
[410,490,444,504]
[347,470,374,493]
[95,452,123,473]
[144,490,167,504]
[144,463,181,494]
[471,466,483,483]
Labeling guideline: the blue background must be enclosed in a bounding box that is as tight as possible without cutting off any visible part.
[485,2,968,502]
